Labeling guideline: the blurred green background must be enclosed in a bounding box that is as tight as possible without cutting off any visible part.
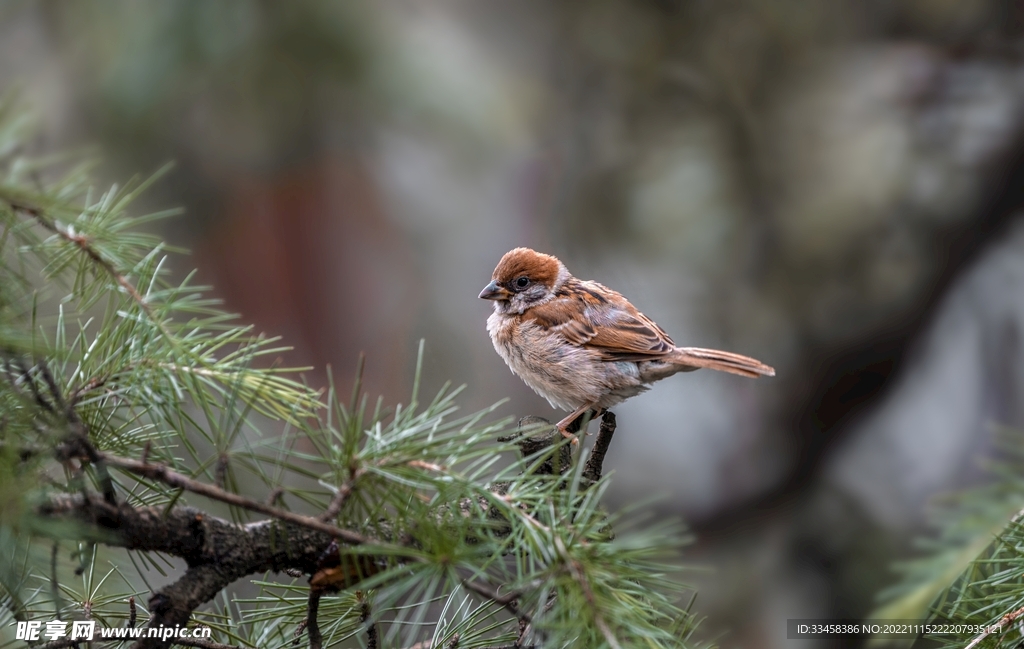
[6,1,1024,646]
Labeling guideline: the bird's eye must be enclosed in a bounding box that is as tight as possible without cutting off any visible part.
[515,277,530,289]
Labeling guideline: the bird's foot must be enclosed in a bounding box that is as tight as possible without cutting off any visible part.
[556,424,580,447]
[554,403,599,446]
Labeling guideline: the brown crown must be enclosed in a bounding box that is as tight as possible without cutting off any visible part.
[492,248,563,288]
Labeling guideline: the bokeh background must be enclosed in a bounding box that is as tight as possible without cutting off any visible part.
[5,1,1024,646]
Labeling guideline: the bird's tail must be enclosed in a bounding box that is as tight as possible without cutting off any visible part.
[671,347,775,379]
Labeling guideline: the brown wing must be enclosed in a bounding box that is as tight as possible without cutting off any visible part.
[523,279,676,362]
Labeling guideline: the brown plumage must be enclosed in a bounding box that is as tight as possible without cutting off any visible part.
[479,247,774,437]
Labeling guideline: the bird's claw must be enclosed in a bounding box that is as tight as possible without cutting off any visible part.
[557,426,580,447]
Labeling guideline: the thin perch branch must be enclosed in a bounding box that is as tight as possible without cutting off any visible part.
[582,411,616,483]
[306,592,322,649]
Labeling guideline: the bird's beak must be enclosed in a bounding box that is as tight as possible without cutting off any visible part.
[479,280,511,301]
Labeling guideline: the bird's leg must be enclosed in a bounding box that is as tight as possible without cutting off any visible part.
[555,403,598,442]
[584,408,606,435]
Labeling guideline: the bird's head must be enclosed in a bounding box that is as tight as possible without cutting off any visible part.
[479,248,567,314]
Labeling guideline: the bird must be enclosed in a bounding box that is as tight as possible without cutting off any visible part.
[479,247,775,439]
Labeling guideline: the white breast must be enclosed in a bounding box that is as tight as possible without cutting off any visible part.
[486,311,618,411]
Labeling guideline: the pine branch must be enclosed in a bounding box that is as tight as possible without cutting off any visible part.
[582,411,617,484]
[874,428,1024,647]
[319,470,362,522]
[32,369,628,648]
[11,356,119,505]
[358,592,377,649]
[460,580,530,625]
[35,425,569,649]
[305,592,322,649]
[34,417,639,649]
[963,605,1024,649]
[37,494,338,649]
[0,109,703,648]
[96,451,378,547]
[6,199,174,345]
[556,536,621,649]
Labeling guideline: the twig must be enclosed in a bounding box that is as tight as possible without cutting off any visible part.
[555,537,620,649]
[515,596,554,649]
[582,411,616,484]
[319,470,362,522]
[358,592,378,649]
[129,596,137,628]
[499,417,571,476]
[461,579,530,624]
[963,605,1024,649]
[306,592,322,649]
[214,454,229,490]
[50,543,65,616]
[68,375,108,407]
[12,359,55,413]
[63,421,117,505]
[10,201,167,335]
[291,617,309,647]
[98,452,377,547]
[37,361,66,411]
[265,487,285,507]
[19,358,119,506]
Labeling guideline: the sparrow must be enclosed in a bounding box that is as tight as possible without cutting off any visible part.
[479,247,775,438]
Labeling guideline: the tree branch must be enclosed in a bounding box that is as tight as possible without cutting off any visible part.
[37,494,358,649]
[358,592,378,649]
[35,410,623,649]
[582,411,616,484]
[96,451,378,547]
[38,448,548,648]
[555,537,620,649]
[319,470,362,522]
[963,605,1024,649]
[8,200,165,333]
[461,579,530,624]
[305,592,322,649]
